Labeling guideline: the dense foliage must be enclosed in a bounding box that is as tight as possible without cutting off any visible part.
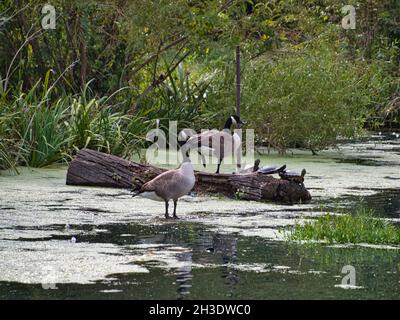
[1,0,399,170]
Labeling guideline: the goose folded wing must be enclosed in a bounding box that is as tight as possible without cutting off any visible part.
[140,170,178,193]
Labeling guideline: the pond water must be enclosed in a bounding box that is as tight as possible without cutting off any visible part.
[0,133,399,299]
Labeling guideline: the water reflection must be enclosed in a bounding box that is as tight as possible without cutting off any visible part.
[194,231,239,297]
[163,230,242,299]
[176,251,193,300]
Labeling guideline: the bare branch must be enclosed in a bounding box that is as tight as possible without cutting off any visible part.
[130,36,187,77]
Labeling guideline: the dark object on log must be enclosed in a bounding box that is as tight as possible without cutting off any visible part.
[66,149,312,204]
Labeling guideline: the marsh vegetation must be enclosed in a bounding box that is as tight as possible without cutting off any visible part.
[287,207,400,245]
[1,0,400,171]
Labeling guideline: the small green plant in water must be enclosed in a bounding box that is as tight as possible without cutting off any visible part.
[287,208,400,245]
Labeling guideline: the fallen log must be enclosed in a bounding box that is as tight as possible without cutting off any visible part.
[66,149,311,203]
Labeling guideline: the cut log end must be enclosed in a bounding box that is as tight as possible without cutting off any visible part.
[66,149,312,204]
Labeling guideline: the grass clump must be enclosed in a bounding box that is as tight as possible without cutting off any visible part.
[287,208,400,245]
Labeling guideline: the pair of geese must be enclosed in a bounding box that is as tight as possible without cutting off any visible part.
[132,115,244,219]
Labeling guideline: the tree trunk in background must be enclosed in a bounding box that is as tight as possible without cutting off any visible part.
[64,7,79,91]
[66,149,312,204]
[235,45,241,119]
[361,0,379,59]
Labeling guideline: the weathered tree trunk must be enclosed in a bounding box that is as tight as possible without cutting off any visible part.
[66,149,312,204]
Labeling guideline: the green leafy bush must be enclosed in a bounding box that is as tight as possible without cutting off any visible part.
[241,31,390,152]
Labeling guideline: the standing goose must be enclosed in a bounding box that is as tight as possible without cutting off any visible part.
[132,152,195,219]
[181,115,244,174]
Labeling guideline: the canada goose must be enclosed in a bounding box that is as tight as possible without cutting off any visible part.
[132,152,195,219]
[181,115,244,174]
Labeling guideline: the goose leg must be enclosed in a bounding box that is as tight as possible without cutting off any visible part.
[173,199,179,219]
[215,158,223,174]
[165,201,170,219]
[197,150,206,168]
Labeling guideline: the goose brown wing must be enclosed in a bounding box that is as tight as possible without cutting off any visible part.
[140,169,179,194]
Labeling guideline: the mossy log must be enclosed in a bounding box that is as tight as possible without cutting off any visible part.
[66,149,312,203]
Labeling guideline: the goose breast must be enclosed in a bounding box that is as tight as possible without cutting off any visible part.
[148,170,195,201]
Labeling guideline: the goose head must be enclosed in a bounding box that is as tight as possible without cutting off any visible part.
[224,115,245,129]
